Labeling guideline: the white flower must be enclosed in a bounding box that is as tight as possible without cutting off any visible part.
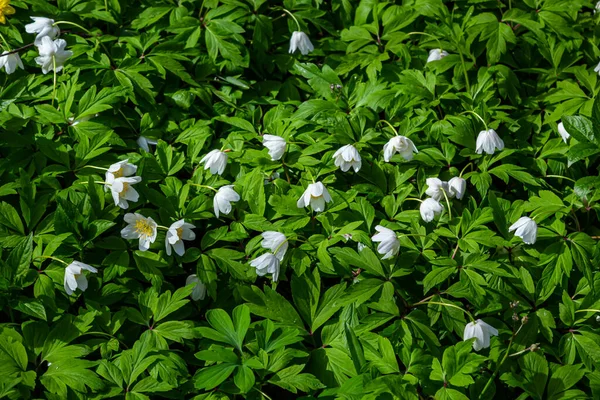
[476,129,504,155]
[0,52,24,74]
[166,219,196,256]
[263,135,286,161]
[289,31,314,55]
[105,159,137,187]
[25,17,60,45]
[448,177,467,200]
[420,198,444,222]
[557,122,570,143]
[357,243,366,252]
[63,261,97,296]
[596,1,600,13]
[186,274,207,301]
[333,144,362,173]
[464,320,498,351]
[383,136,418,162]
[427,49,449,63]
[68,113,96,126]
[296,181,332,212]
[137,136,158,152]
[213,185,240,218]
[371,225,400,260]
[121,213,158,251]
[200,149,228,175]
[35,37,73,75]
[261,231,288,261]
[508,216,537,245]
[425,178,449,201]
[250,253,281,282]
[342,233,352,242]
[110,176,142,209]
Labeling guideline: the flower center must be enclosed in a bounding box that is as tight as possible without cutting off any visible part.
[134,219,154,237]
[119,182,129,197]
[176,227,184,239]
[113,168,124,178]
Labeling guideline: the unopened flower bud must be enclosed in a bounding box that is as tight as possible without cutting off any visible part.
[330,84,335,91]
[521,315,529,325]
[512,313,519,321]
[335,84,342,90]
[510,301,519,309]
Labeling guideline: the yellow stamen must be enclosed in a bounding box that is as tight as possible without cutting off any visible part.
[134,219,154,237]
[119,182,129,198]
[176,227,184,239]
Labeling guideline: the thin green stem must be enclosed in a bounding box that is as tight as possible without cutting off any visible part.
[156,225,169,230]
[188,183,218,193]
[545,175,576,183]
[0,32,11,51]
[118,109,137,133]
[479,322,525,399]
[79,165,109,172]
[413,300,475,322]
[34,255,69,266]
[575,309,600,313]
[459,162,473,177]
[281,9,302,31]
[273,239,289,256]
[405,197,424,203]
[398,233,428,239]
[442,189,452,220]
[460,110,488,131]
[52,56,57,107]
[376,120,398,135]
[53,21,91,34]
[458,51,471,92]
[105,0,108,11]
[407,31,443,50]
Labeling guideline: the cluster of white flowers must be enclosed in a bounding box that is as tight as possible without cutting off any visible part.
[249,232,288,282]
[0,16,72,76]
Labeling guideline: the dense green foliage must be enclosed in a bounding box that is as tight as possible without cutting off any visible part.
[2,0,600,399]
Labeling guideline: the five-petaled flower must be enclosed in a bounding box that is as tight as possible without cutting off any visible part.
[64,261,97,296]
[420,198,444,222]
[110,176,142,209]
[35,36,73,74]
[213,185,240,218]
[261,231,288,261]
[25,17,60,44]
[476,129,504,155]
[250,253,280,282]
[297,181,332,212]
[333,144,362,173]
[0,52,23,74]
[200,149,228,175]
[0,0,15,24]
[383,136,418,162]
[106,159,137,188]
[166,219,196,256]
[509,216,537,245]
[425,178,449,202]
[427,48,448,63]
[263,135,287,161]
[448,177,467,200]
[371,225,400,259]
[289,31,314,55]
[186,274,207,301]
[121,213,158,251]
[463,320,498,351]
